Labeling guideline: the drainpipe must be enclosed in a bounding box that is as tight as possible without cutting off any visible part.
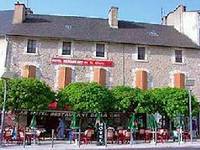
[4,35,9,71]
[122,44,125,86]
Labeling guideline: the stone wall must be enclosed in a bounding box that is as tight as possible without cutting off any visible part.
[7,36,200,100]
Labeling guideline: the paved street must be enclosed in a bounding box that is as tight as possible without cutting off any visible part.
[1,141,200,150]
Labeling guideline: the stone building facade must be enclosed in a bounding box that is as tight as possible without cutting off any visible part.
[6,36,200,99]
[1,3,200,100]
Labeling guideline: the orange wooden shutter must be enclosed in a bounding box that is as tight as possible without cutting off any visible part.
[22,65,36,78]
[22,65,29,78]
[58,67,72,89]
[174,73,185,88]
[29,65,36,78]
[93,68,106,86]
[135,70,148,90]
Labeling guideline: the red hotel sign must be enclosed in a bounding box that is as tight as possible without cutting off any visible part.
[51,58,113,67]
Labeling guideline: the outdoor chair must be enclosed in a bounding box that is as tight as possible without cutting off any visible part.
[81,129,93,144]
[117,129,126,144]
[4,129,12,143]
[172,130,178,142]
[144,129,151,143]
[182,131,190,142]
[138,128,145,140]
[107,129,114,144]
[16,130,25,144]
[124,130,131,144]
[157,129,165,143]
[163,129,170,141]
[172,129,190,142]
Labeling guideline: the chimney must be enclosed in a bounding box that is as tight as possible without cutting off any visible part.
[12,2,26,24]
[108,7,118,28]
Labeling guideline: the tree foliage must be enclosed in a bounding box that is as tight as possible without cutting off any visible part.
[111,86,144,112]
[160,87,199,118]
[58,82,114,112]
[0,78,55,111]
[140,87,199,118]
[0,80,3,99]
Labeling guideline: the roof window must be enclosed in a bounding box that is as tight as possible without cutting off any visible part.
[147,30,159,37]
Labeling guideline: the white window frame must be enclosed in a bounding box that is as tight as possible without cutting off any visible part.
[24,39,39,55]
[58,41,74,57]
[134,46,148,62]
[93,43,107,59]
[172,49,185,64]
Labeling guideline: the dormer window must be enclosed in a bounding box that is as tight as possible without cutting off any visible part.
[27,40,36,53]
[62,42,71,55]
[175,50,182,63]
[96,44,105,57]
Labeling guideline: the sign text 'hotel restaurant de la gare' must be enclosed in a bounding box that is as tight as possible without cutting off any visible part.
[51,58,113,67]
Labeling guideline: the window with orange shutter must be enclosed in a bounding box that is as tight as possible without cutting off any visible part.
[58,67,72,89]
[174,73,185,88]
[135,70,148,90]
[93,68,106,86]
[22,65,36,78]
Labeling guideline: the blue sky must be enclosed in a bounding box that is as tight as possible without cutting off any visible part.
[1,0,200,23]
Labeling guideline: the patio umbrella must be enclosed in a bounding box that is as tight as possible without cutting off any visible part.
[147,114,157,130]
[95,112,101,125]
[176,114,184,128]
[70,112,79,129]
[29,114,37,129]
[128,113,138,131]
[128,113,138,145]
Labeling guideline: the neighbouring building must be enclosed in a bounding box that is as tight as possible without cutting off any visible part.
[0,3,200,101]
[162,5,200,46]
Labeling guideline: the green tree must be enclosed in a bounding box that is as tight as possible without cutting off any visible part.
[0,80,4,108]
[137,88,167,115]
[58,82,114,112]
[161,87,199,118]
[0,78,55,111]
[140,87,199,119]
[111,86,144,112]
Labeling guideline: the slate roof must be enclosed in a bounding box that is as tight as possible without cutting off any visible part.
[0,10,199,49]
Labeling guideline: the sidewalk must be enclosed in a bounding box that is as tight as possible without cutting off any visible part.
[1,141,200,150]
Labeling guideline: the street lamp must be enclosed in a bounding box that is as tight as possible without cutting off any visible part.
[186,79,195,143]
[0,71,16,145]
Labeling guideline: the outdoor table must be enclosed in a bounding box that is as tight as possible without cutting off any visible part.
[149,130,169,143]
[25,132,33,145]
[25,131,36,145]
[70,130,84,144]
[182,131,190,141]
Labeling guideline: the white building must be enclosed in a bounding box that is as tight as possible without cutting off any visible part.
[162,5,200,46]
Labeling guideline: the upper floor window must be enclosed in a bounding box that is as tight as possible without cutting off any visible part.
[27,40,36,53]
[96,44,105,57]
[137,47,145,60]
[175,50,182,63]
[62,42,71,55]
